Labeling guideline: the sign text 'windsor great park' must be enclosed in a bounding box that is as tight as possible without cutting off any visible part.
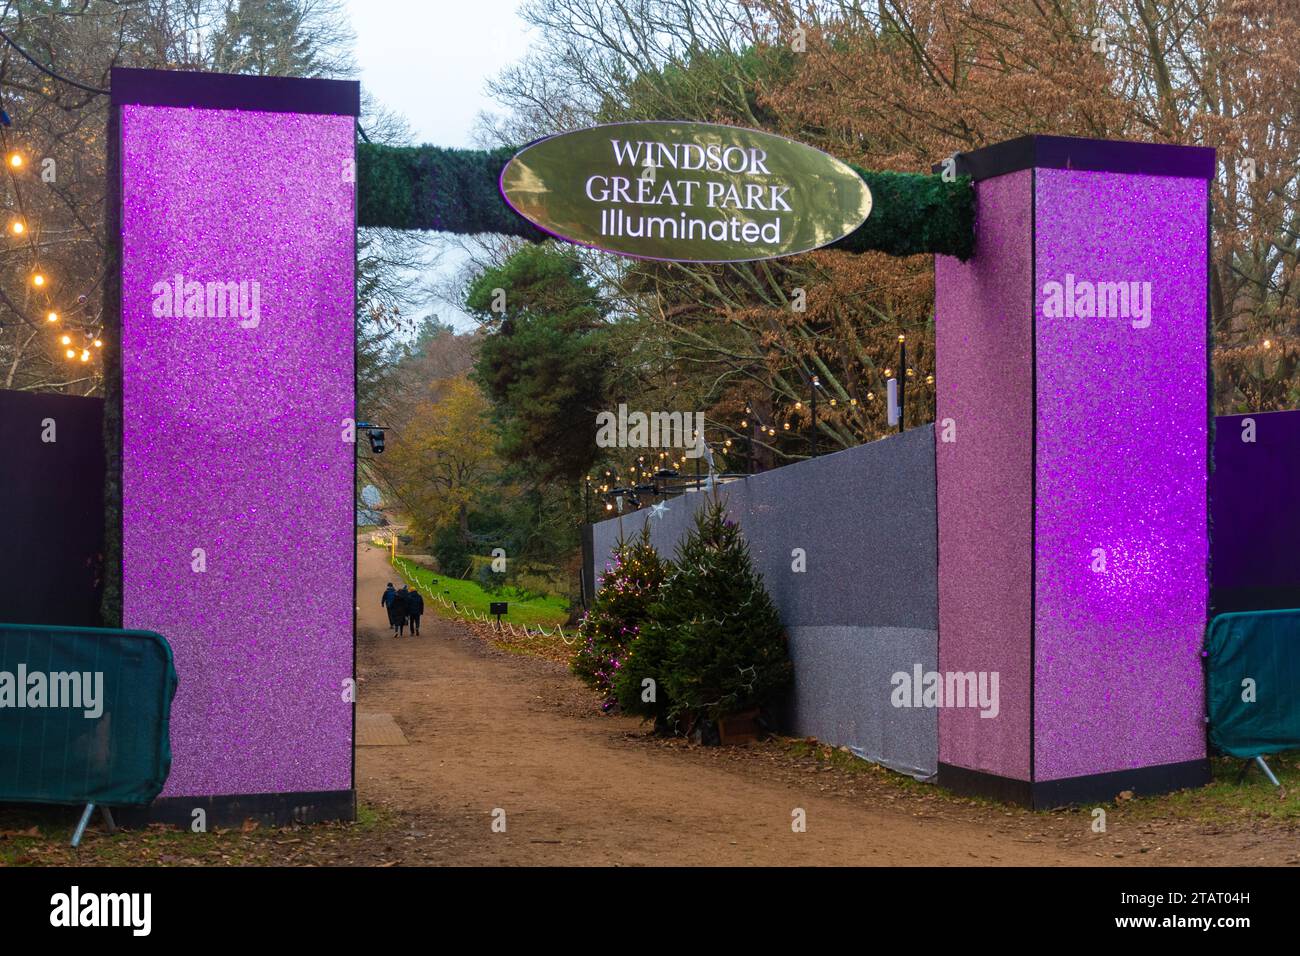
[499,121,873,263]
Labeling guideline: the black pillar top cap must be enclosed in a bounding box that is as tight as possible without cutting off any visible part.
[930,134,1215,182]
[111,66,360,117]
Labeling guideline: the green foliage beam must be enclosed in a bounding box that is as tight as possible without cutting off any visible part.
[358,143,974,260]
[357,142,549,240]
[836,168,974,260]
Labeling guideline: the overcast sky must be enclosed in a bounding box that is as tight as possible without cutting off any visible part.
[349,0,532,146]
[348,0,535,329]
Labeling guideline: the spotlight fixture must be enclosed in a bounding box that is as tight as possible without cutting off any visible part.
[357,420,388,454]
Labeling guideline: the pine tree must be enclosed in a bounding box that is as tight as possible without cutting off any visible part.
[467,244,611,485]
[616,498,793,733]
[572,524,667,710]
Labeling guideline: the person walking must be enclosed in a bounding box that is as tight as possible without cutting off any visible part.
[407,587,424,636]
[381,582,397,633]
[393,585,411,637]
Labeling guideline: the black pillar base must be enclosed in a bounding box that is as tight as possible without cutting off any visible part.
[113,789,356,830]
[938,759,1211,809]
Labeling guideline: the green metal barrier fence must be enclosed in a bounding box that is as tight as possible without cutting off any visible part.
[0,624,176,809]
[1206,610,1300,772]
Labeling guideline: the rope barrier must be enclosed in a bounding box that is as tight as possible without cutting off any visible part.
[387,551,570,643]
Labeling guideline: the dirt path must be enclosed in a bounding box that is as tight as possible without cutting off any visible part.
[355,540,1297,866]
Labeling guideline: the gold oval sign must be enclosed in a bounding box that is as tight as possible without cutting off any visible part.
[500,121,872,263]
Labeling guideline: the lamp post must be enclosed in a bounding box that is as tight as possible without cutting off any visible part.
[897,334,906,434]
[810,374,822,457]
[744,404,755,474]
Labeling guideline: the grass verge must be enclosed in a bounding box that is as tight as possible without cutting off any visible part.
[393,560,570,628]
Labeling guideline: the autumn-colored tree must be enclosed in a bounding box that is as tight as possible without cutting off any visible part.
[756,0,1300,412]
[371,373,499,546]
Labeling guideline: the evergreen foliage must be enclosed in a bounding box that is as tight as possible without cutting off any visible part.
[572,525,668,710]
[615,499,792,730]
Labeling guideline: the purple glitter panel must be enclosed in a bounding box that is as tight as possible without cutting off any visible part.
[1033,168,1207,780]
[935,170,1034,780]
[120,105,355,797]
[1211,410,1300,597]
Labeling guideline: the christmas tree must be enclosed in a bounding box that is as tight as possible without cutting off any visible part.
[616,497,792,734]
[571,524,667,710]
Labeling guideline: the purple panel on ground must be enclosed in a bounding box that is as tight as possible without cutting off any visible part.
[936,170,1034,780]
[1033,168,1207,781]
[120,105,355,797]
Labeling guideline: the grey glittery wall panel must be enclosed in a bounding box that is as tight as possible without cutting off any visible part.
[590,426,939,774]
[788,626,938,777]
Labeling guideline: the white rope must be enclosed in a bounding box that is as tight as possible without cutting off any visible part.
[385,551,570,639]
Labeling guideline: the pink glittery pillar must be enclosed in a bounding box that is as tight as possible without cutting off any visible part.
[934,136,1214,807]
[111,69,360,824]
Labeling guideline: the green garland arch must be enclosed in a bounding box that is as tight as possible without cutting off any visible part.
[100,142,974,626]
[356,143,975,261]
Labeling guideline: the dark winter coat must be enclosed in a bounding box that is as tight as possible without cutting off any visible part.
[384,586,403,626]
[407,590,424,617]
[390,589,411,623]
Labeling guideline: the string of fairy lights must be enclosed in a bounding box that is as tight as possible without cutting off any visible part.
[0,30,107,368]
[1,133,103,364]
[586,331,941,515]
